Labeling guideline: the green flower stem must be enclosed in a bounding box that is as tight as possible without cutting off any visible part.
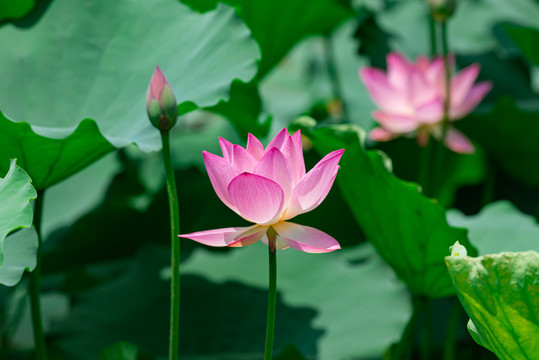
[440,20,451,139]
[428,13,438,56]
[264,227,278,360]
[431,19,451,197]
[161,130,181,360]
[29,190,47,360]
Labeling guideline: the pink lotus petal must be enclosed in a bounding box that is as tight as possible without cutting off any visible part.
[227,173,284,225]
[416,55,431,72]
[146,66,169,105]
[444,127,475,154]
[387,52,410,88]
[284,149,344,219]
[372,111,419,133]
[408,68,437,107]
[426,57,444,85]
[273,222,341,253]
[253,147,294,205]
[415,97,444,124]
[265,128,289,152]
[231,144,258,172]
[290,130,306,182]
[219,137,233,162]
[451,64,480,109]
[179,225,259,247]
[228,225,268,247]
[203,151,241,210]
[369,127,396,142]
[360,68,409,113]
[246,133,265,161]
[451,82,492,119]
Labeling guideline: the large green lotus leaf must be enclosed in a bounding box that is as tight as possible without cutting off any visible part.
[498,23,539,66]
[293,121,475,298]
[0,0,260,152]
[98,342,138,360]
[458,98,539,186]
[448,201,539,255]
[377,138,486,208]
[41,152,121,240]
[0,112,115,190]
[446,252,539,360]
[182,242,411,360]
[206,81,271,139]
[0,159,37,285]
[51,247,328,359]
[181,0,353,78]
[0,0,34,21]
[0,228,37,286]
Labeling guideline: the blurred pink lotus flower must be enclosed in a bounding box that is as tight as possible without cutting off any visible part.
[180,129,344,253]
[360,52,492,153]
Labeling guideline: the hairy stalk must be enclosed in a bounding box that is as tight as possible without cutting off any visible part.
[161,131,181,360]
[264,227,278,360]
[29,190,47,360]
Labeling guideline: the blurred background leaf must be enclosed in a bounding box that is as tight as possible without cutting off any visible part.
[294,122,475,298]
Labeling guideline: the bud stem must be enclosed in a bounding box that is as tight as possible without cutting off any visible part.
[264,227,278,360]
[161,131,181,360]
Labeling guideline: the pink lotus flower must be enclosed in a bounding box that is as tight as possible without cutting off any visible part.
[360,52,492,153]
[146,66,177,131]
[180,129,344,253]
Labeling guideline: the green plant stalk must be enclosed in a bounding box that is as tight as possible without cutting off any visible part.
[443,299,462,360]
[324,36,350,123]
[428,13,438,56]
[264,227,278,360]
[29,190,47,360]
[440,20,451,141]
[419,298,432,360]
[161,131,181,360]
[431,20,452,197]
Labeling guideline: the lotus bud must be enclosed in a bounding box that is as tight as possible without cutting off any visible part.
[428,0,456,22]
[146,66,178,131]
[449,241,467,257]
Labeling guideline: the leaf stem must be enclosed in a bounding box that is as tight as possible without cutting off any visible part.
[29,190,47,360]
[161,131,181,360]
[264,227,278,360]
[419,298,432,360]
[443,299,462,360]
